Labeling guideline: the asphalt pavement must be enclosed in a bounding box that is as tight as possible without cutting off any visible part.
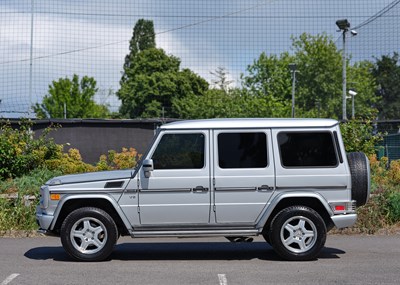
[0,235,399,284]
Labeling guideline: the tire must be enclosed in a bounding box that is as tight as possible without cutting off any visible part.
[269,206,327,261]
[347,152,370,207]
[262,230,271,245]
[60,207,118,262]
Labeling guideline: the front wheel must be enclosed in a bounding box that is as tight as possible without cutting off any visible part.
[60,207,118,262]
[269,206,326,261]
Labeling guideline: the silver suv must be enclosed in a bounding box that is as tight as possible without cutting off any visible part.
[36,118,370,261]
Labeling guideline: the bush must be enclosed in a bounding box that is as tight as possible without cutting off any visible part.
[45,148,96,174]
[355,189,391,233]
[96,147,141,171]
[340,119,382,156]
[0,120,61,180]
[355,155,400,233]
[387,191,400,223]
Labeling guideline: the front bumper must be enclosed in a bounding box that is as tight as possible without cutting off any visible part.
[331,213,357,229]
[36,206,54,231]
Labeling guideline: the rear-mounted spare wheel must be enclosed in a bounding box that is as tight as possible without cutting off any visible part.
[347,152,370,207]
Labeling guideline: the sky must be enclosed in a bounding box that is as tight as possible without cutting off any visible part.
[0,0,398,117]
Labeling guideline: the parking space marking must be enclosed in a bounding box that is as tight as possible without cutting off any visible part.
[218,274,227,285]
[1,274,19,285]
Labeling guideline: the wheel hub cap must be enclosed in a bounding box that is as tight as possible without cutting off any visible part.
[280,215,317,254]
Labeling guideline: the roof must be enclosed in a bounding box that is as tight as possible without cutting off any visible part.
[160,118,339,130]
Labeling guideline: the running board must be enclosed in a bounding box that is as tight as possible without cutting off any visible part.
[130,229,260,238]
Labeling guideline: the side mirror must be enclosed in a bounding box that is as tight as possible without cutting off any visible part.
[142,159,154,178]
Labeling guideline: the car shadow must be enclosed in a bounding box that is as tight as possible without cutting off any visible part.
[24,241,345,262]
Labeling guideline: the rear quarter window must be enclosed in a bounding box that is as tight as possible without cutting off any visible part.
[277,132,338,168]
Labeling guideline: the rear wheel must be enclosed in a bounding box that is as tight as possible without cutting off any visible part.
[61,207,118,262]
[269,206,326,261]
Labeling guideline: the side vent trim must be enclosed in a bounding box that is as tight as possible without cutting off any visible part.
[104,181,124,188]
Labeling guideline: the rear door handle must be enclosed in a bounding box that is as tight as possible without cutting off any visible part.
[192,186,208,192]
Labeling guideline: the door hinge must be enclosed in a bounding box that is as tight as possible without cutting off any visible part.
[137,206,140,213]
[213,205,216,212]
[213,178,216,186]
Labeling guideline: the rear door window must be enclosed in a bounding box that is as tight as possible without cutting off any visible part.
[218,132,268,168]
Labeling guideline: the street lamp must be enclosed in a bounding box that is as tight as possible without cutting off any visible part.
[289,63,297,118]
[348,89,357,119]
[336,19,357,121]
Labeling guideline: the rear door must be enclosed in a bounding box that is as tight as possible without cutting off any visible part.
[212,129,275,224]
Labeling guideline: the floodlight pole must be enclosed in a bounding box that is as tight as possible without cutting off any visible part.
[336,19,351,121]
[289,63,297,118]
[29,0,34,117]
[341,30,347,121]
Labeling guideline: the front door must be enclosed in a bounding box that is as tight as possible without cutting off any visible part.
[213,129,275,224]
[138,130,211,225]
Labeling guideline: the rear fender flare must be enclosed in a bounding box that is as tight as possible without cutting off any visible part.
[256,191,334,229]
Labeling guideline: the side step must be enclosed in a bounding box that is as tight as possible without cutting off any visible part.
[130,229,260,238]
[226,236,254,243]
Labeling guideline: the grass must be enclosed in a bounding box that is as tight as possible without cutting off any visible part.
[0,167,62,231]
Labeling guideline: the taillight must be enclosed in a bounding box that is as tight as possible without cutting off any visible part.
[330,201,356,214]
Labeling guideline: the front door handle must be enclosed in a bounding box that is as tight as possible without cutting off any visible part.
[258,185,274,191]
[192,186,208,192]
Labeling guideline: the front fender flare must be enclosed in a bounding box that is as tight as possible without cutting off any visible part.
[50,194,132,232]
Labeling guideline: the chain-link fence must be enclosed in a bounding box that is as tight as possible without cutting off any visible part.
[1,0,399,118]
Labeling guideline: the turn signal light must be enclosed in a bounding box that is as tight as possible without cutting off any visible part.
[50,193,60,200]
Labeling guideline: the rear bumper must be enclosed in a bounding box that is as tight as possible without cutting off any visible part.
[331,213,357,229]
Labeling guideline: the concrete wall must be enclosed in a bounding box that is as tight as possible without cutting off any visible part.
[9,119,175,164]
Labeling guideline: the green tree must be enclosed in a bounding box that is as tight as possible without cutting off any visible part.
[34,75,110,119]
[243,52,293,101]
[172,88,288,119]
[118,19,208,119]
[372,53,400,120]
[242,33,378,119]
[210,66,234,93]
[121,19,156,84]
[347,61,379,119]
[117,45,208,118]
[291,33,342,117]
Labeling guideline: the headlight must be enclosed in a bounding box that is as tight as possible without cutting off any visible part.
[40,186,49,209]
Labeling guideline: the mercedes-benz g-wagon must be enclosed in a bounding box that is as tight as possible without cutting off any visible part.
[36,118,370,261]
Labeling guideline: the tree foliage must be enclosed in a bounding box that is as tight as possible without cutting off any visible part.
[117,20,208,118]
[210,66,234,93]
[173,88,288,119]
[242,33,378,119]
[372,52,400,120]
[291,33,343,117]
[121,19,156,84]
[34,74,110,119]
